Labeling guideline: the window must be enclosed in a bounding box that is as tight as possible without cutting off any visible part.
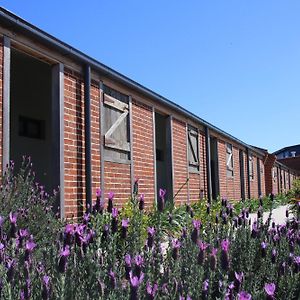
[249,154,254,180]
[102,85,131,162]
[187,125,199,172]
[226,143,234,177]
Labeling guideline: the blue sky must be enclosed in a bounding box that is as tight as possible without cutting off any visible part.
[1,1,299,152]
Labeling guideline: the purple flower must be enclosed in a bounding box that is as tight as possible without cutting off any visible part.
[134,255,144,277]
[102,224,109,242]
[202,279,209,299]
[293,256,300,273]
[191,220,201,244]
[129,272,144,300]
[107,192,114,213]
[271,249,277,264]
[83,213,90,225]
[93,189,104,214]
[139,194,145,211]
[124,254,132,279]
[221,239,230,271]
[261,241,267,257]
[121,219,130,239]
[6,258,15,282]
[264,283,276,299]
[64,224,75,245]
[25,240,36,261]
[157,188,166,212]
[237,291,252,300]
[17,229,29,249]
[41,275,51,300]
[9,212,17,238]
[96,188,101,198]
[58,246,70,273]
[147,227,155,249]
[234,272,244,291]
[111,208,119,234]
[109,270,116,289]
[197,240,208,265]
[209,248,217,271]
[171,239,181,260]
[146,282,158,300]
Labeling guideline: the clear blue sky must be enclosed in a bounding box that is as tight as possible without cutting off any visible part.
[2,1,299,152]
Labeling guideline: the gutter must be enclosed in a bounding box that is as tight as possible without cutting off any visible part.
[0,7,266,157]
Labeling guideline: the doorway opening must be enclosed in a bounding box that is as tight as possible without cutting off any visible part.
[10,49,60,197]
[155,113,173,202]
[210,137,219,200]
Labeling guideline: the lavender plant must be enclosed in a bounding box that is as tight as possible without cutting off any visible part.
[0,172,299,299]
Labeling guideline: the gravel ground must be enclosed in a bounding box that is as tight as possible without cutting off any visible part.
[249,205,291,225]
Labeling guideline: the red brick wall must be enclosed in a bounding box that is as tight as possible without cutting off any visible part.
[250,154,258,198]
[218,140,226,199]
[172,118,188,205]
[63,68,85,218]
[132,100,155,207]
[264,154,276,196]
[217,140,241,201]
[90,83,101,201]
[259,158,266,196]
[104,161,131,207]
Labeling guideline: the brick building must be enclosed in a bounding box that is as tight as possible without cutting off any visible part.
[0,8,298,218]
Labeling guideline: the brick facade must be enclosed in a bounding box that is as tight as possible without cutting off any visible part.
[132,100,155,207]
[172,118,188,205]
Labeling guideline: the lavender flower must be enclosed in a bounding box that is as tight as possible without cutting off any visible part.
[158,189,166,212]
[109,270,116,289]
[261,241,267,258]
[58,246,70,273]
[293,256,300,273]
[220,239,230,271]
[271,249,277,264]
[41,275,51,300]
[25,240,36,261]
[121,219,130,239]
[264,283,276,300]
[197,240,208,265]
[111,208,119,234]
[191,219,201,244]
[237,291,252,300]
[107,192,114,213]
[202,279,209,299]
[147,227,155,249]
[146,281,158,300]
[17,229,29,249]
[139,194,145,211]
[234,272,244,291]
[129,272,144,300]
[134,255,144,277]
[209,248,217,271]
[93,188,104,214]
[64,224,75,246]
[124,254,132,280]
[171,239,181,260]
[6,258,15,282]
[9,212,17,238]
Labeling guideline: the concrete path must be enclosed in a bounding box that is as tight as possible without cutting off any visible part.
[249,205,291,225]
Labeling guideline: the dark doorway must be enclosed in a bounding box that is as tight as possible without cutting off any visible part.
[155,113,173,202]
[239,150,246,200]
[10,49,59,195]
[210,137,219,200]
